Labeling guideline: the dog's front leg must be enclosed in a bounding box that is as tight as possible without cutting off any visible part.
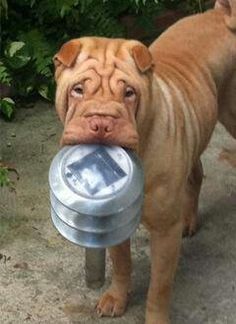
[145,220,183,324]
[96,239,132,317]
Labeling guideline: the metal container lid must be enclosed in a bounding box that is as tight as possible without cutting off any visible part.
[49,145,144,217]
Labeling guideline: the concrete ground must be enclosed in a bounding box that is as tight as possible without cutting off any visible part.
[0,102,235,324]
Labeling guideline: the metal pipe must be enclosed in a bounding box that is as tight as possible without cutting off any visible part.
[85,248,106,288]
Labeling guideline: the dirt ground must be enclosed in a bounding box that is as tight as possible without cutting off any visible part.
[0,101,236,324]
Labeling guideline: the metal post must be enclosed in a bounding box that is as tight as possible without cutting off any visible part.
[85,248,106,288]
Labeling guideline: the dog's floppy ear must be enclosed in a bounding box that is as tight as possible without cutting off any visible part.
[53,39,81,68]
[215,0,236,30]
[132,44,153,73]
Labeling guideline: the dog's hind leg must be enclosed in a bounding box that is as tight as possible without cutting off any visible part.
[217,73,236,167]
[218,71,236,139]
[219,108,236,139]
[182,159,203,237]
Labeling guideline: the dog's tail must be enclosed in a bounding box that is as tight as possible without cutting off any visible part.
[215,0,236,29]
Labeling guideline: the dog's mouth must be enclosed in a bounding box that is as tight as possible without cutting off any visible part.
[60,115,139,150]
[61,133,138,150]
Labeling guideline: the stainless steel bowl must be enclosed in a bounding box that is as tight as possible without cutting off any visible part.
[49,144,144,248]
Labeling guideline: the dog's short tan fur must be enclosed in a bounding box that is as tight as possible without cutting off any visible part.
[53,1,236,323]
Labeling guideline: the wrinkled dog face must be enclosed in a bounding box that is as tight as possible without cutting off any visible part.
[54,37,153,150]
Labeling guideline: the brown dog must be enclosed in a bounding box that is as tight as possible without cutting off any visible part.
[53,1,236,323]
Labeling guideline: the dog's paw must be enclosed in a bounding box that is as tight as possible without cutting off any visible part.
[96,290,128,317]
[182,215,198,237]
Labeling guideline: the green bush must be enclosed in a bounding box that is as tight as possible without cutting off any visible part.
[0,0,207,118]
[0,166,10,187]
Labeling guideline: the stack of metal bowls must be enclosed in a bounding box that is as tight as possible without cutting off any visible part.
[49,144,144,248]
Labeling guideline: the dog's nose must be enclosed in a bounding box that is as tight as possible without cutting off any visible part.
[88,116,114,135]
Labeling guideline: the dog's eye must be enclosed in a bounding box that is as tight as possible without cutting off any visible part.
[124,86,136,99]
[71,84,84,98]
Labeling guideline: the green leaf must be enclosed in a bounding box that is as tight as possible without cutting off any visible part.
[5,42,31,69]
[0,97,15,119]
[6,41,25,57]
[38,84,50,100]
[0,167,10,187]
[0,0,8,18]
[60,4,72,18]
[30,0,36,7]
[0,61,12,85]
[38,81,55,101]
[18,30,54,77]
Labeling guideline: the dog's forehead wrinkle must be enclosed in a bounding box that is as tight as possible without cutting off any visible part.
[74,38,142,79]
[68,40,143,93]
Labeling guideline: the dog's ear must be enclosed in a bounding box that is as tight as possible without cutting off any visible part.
[215,0,236,30]
[53,39,81,80]
[132,44,153,73]
[53,39,81,68]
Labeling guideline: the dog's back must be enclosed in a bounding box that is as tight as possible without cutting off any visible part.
[150,3,236,143]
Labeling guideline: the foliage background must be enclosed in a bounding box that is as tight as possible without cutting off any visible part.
[0,0,210,119]
[0,0,211,185]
